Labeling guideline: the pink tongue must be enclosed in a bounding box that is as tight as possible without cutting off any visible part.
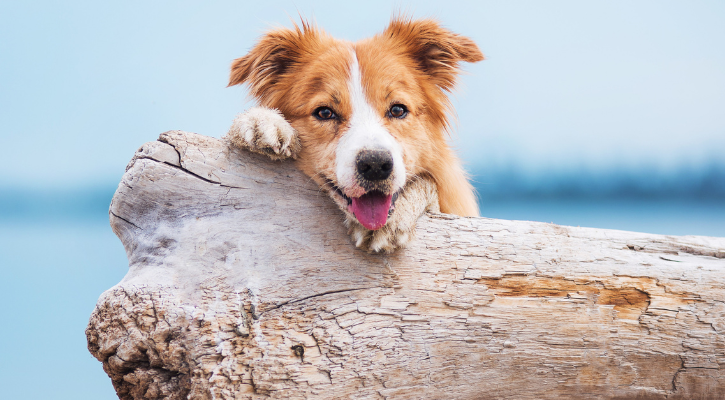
[350,191,392,230]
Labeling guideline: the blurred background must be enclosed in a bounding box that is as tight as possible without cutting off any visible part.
[1,1,723,398]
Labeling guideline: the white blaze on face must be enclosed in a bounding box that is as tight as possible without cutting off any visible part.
[335,51,406,196]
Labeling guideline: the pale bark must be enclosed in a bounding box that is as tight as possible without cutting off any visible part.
[87,130,725,400]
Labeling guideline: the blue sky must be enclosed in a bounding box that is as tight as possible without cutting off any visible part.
[1,1,724,189]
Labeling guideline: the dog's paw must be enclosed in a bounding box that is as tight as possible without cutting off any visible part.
[346,217,415,254]
[225,107,300,160]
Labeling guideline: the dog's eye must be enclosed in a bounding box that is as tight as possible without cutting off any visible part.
[388,104,408,119]
[314,107,337,120]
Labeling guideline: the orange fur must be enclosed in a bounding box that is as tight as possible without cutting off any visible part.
[229,17,483,217]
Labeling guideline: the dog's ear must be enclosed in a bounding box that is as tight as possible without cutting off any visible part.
[384,17,483,92]
[229,21,319,102]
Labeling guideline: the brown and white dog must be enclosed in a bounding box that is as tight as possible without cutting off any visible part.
[226,17,483,252]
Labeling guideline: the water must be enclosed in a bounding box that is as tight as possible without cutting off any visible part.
[481,197,725,237]
[473,164,725,237]
[0,219,126,400]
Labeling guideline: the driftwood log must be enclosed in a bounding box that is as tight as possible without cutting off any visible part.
[87,131,725,400]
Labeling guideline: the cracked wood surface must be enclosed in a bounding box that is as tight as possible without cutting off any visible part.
[87,130,725,399]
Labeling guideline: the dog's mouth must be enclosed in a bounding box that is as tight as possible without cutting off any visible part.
[349,191,394,230]
[326,180,399,231]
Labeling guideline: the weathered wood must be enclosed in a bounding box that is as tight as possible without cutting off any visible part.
[88,130,725,400]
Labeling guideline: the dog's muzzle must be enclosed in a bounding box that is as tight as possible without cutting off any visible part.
[343,149,398,230]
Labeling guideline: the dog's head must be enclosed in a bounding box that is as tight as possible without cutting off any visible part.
[229,18,482,230]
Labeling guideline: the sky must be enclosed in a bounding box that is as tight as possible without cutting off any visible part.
[2,0,724,189]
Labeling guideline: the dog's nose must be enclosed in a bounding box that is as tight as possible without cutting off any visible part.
[356,149,394,181]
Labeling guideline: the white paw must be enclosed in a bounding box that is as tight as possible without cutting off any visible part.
[345,216,415,254]
[225,107,300,160]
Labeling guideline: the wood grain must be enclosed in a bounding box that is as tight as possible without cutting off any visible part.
[87,130,725,400]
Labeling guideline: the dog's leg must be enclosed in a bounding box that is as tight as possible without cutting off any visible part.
[225,107,300,160]
[346,176,440,253]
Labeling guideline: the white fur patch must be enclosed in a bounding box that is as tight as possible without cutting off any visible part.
[226,107,298,159]
[335,51,406,195]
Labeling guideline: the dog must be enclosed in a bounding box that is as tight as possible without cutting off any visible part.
[225,17,483,253]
